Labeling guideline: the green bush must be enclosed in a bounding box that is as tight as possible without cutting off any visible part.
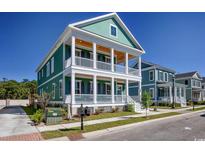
[127,104,135,112]
[31,109,44,124]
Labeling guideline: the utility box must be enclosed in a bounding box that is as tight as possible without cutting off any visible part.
[45,108,63,125]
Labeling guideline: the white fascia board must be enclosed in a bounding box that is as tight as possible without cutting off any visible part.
[35,26,71,72]
[70,26,144,56]
[141,66,156,71]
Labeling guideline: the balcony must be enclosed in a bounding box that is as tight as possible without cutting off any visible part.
[65,56,139,76]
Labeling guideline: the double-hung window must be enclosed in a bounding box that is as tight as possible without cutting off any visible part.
[165,72,168,82]
[89,81,93,94]
[52,83,56,99]
[59,80,62,98]
[51,57,54,74]
[110,24,117,37]
[105,83,111,95]
[75,80,81,94]
[149,70,154,81]
[46,62,50,77]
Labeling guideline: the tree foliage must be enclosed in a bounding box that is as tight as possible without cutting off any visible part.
[142,91,153,118]
[0,79,37,99]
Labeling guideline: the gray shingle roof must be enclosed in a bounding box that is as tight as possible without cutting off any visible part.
[175,71,202,79]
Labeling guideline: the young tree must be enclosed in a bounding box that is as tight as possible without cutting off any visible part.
[142,91,153,118]
[37,92,50,111]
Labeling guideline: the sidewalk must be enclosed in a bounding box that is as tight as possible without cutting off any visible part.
[37,105,205,132]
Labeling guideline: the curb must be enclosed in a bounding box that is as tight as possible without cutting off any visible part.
[82,109,205,139]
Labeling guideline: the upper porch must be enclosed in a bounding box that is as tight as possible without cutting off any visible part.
[63,32,142,78]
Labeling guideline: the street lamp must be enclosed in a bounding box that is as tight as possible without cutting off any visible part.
[172,75,175,109]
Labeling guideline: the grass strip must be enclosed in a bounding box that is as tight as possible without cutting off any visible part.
[187,106,205,112]
[22,106,37,119]
[41,112,181,140]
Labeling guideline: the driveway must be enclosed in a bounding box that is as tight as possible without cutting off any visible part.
[82,111,205,141]
[0,106,39,137]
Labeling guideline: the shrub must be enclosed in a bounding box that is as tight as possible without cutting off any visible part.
[111,107,119,113]
[126,104,135,112]
[31,109,44,124]
[94,108,104,115]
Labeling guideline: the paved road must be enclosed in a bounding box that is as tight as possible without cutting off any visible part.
[83,111,205,141]
[0,106,39,137]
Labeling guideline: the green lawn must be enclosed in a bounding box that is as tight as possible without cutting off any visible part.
[187,106,205,111]
[150,106,186,109]
[61,111,138,124]
[41,112,181,140]
[22,106,36,119]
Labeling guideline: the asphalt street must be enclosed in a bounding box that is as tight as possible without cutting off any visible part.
[83,111,205,141]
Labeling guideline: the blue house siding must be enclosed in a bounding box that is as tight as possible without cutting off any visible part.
[142,69,155,85]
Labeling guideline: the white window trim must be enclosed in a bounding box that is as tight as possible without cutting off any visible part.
[159,71,163,81]
[52,83,56,99]
[149,88,155,99]
[46,62,50,77]
[59,80,62,98]
[51,57,54,74]
[165,72,168,82]
[117,84,123,95]
[89,81,93,94]
[109,24,118,38]
[105,82,111,95]
[149,70,154,81]
[75,80,82,94]
[75,49,82,57]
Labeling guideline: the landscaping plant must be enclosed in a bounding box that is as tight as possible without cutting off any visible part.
[31,109,44,124]
[142,91,153,118]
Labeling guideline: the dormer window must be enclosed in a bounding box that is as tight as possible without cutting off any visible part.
[110,24,117,37]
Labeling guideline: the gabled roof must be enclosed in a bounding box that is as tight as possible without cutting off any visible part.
[175,71,202,80]
[134,60,176,73]
[69,12,145,52]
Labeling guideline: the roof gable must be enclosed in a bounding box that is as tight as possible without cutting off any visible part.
[70,13,144,51]
[176,71,202,80]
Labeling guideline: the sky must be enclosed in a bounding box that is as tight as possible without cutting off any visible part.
[0,12,204,81]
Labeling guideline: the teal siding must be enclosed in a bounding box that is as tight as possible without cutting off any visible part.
[65,45,71,60]
[38,44,64,86]
[79,18,137,49]
[38,74,63,101]
[65,76,71,95]
[142,69,155,85]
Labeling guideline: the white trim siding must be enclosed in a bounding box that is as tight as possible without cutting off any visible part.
[149,70,154,81]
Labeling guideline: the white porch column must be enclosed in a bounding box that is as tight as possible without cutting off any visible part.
[93,75,97,104]
[179,87,182,98]
[71,71,75,105]
[174,87,177,102]
[169,86,172,103]
[71,36,75,65]
[125,53,128,74]
[112,77,115,104]
[138,81,142,102]
[126,79,129,102]
[93,42,96,69]
[111,48,114,72]
[138,56,141,77]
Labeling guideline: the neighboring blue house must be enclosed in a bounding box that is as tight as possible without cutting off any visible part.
[129,60,187,106]
[175,71,202,102]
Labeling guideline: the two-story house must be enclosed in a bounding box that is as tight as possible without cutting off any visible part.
[36,13,145,116]
[130,61,187,106]
[175,71,202,102]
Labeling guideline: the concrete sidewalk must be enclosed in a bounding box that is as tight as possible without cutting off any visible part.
[37,105,205,132]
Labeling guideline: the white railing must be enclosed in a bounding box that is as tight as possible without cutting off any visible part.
[64,58,71,68]
[97,61,111,71]
[128,67,139,76]
[114,95,127,104]
[158,97,172,103]
[114,64,125,74]
[75,56,93,68]
[97,94,112,104]
[75,94,94,104]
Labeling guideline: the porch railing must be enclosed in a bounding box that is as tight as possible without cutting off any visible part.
[114,64,125,74]
[128,67,139,76]
[97,94,112,103]
[97,61,111,71]
[114,95,127,104]
[75,56,93,68]
[75,94,94,104]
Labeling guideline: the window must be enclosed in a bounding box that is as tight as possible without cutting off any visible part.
[59,80,62,98]
[185,80,188,85]
[181,88,184,97]
[41,69,44,78]
[52,83,56,99]
[38,72,41,80]
[46,62,50,77]
[105,83,111,95]
[149,71,154,81]
[149,88,154,99]
[110,24,117,37]
[75,80,81,94]
[51,57,54,74]
[105,56,111,63]
[117,85,122,95]
[165,73,168,82]
[159,71,164,81]
[76,49,81,57]
[89,81,93,94]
